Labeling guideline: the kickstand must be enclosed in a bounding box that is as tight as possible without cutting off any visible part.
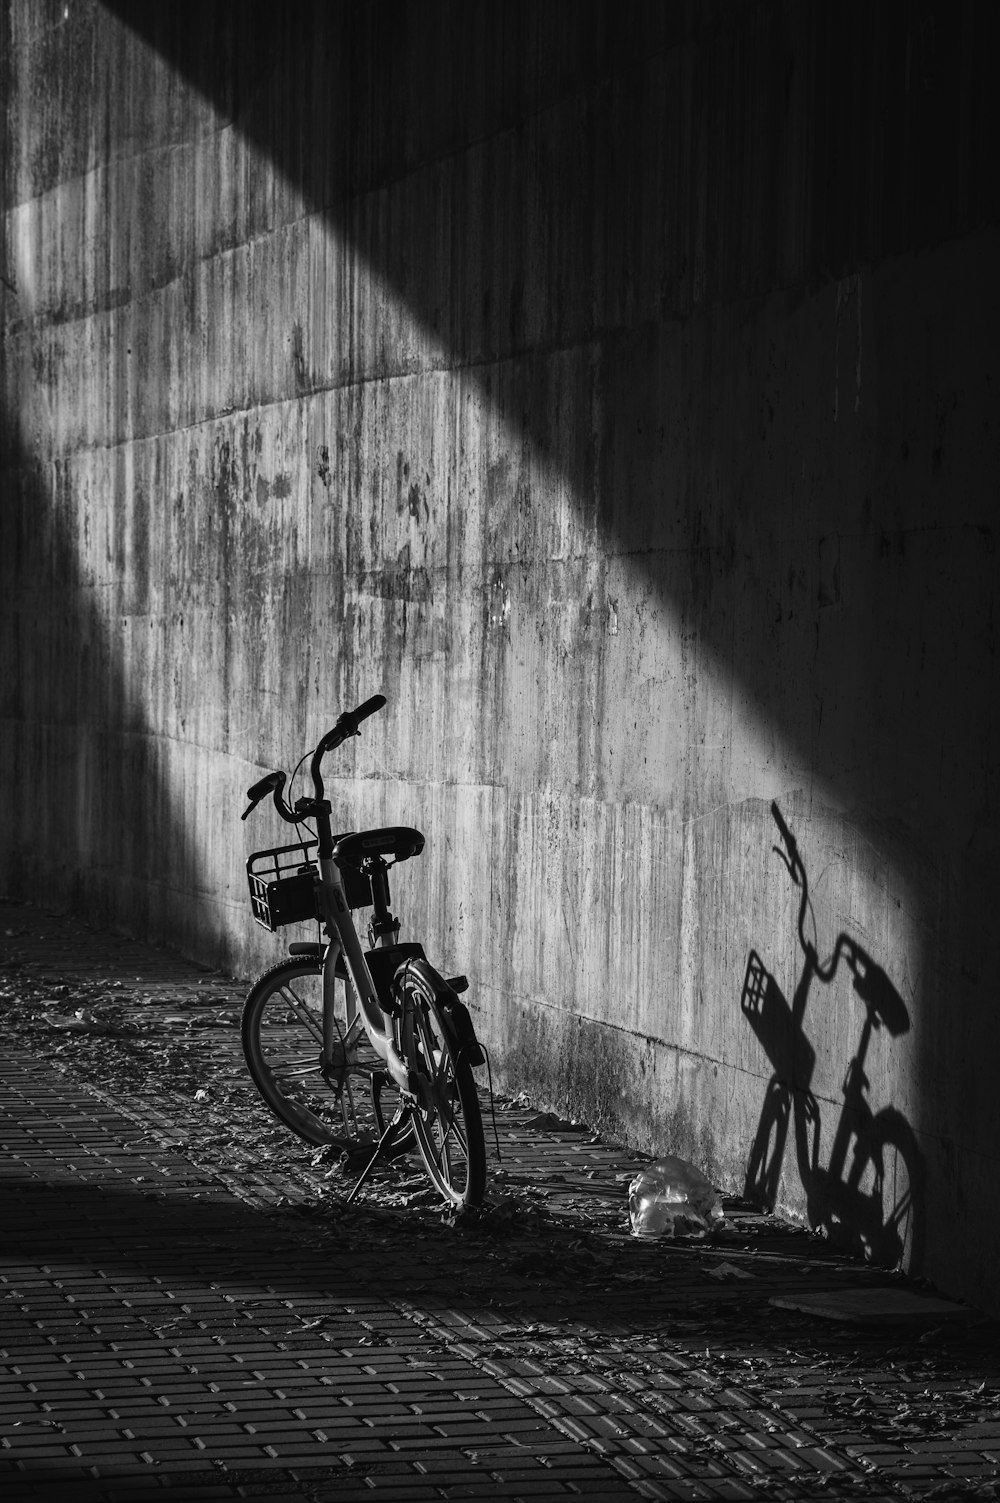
[345,1107,409,1205]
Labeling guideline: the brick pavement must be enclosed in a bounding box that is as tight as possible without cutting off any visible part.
[3,900,1000,1502]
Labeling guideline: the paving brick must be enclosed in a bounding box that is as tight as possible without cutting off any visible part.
[5,902,1000,1502]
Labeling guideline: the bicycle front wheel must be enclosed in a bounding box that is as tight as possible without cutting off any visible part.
[242,957,397,1148]
[396,961,486,1208]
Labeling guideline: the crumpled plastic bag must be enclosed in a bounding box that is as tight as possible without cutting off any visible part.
[628,1154,723,1238]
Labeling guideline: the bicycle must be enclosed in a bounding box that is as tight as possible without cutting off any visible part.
[239,694,487,1210]
[741,802,923,1269]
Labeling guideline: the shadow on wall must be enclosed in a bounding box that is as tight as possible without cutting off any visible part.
[0,408,205,945]
[742,803,924,1269]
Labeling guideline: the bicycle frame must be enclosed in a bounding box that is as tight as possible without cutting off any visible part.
[313,841,413,1097]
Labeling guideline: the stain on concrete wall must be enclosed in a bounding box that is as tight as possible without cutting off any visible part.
[2,0,998,1310]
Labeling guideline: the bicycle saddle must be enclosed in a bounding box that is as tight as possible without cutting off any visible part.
[332,827,425,868]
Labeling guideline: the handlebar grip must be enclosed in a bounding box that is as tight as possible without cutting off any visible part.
[242,770,286,821]
[319,695,387,751]
[247,771,285,802]
[310,696,386,800]
[347,694,386,726]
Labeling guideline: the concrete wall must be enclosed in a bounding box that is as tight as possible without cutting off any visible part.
[3,1,998,1309]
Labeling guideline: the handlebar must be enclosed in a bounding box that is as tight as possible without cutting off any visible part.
[770,799,816,966]
[242,695,386,824]
[771,800,809,886]
[770,800,796,859]
[310,695,385,797]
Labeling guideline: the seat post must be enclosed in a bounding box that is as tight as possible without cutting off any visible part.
[367,859,399,947]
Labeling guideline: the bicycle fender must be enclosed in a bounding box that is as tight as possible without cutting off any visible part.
[422,962,486,1069]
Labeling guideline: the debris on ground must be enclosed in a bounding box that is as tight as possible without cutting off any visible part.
[628,1153,724,1237]
[4,901,1000,1501]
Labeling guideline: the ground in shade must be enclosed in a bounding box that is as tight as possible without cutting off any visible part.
[3,901,1000,1501]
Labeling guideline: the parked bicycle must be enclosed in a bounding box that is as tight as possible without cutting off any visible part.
[742,802,923,1269]
[240,695,487,1209]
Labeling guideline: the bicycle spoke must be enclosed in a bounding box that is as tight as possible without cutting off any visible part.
[243,959,398,1149]
[275,1060,323,1081]
[276,983,324,1044]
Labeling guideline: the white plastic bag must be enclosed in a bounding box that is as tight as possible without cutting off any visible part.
[628,1155,723,1238]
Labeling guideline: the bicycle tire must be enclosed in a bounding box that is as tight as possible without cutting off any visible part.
[848,1105,925,1271]
[395,961,486,1208]
[242,957,403,1149]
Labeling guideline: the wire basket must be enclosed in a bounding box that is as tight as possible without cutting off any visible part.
[246,841,372,931]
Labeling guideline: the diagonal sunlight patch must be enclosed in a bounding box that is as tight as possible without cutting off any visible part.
[4,2,953,1286]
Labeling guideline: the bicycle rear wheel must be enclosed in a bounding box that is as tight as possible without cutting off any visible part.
[849,1106,924,1271]
[242,957,400,1148]
[396,961,486,1208]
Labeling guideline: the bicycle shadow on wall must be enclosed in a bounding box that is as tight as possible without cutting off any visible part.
[741,803,925,1271]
